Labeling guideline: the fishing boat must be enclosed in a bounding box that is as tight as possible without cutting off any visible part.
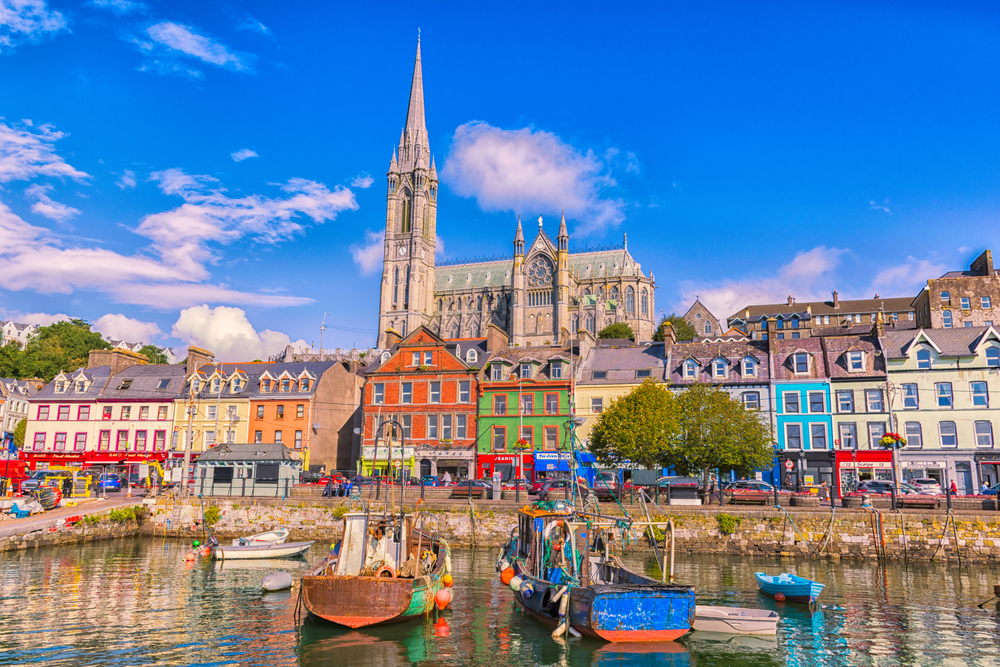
[214,539,314,560]
[693,606,778,635]
[300,510,453,628]
[231,529,289,546]
[497,500,696,642]
[754,572,824,604]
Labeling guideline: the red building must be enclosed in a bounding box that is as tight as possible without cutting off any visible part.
[834,449,894,498]
[360,327,486,480]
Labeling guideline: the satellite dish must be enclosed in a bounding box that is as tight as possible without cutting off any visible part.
[312,423,321,430]
[353,427,361,435]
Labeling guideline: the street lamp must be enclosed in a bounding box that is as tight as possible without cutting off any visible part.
[511,371,523,490]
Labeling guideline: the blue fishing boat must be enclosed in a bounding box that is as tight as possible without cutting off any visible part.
[754,572,824,604]
[497,502,696,641]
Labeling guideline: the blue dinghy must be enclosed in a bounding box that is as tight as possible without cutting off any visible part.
[754,572,824,604]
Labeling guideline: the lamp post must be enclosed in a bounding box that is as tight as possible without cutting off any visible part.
[512,371,523,495]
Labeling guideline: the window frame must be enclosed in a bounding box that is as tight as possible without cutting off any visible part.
[837,390,854,413]
[683,360,697,379]
[543,426,558,451]
[943,310,953,328]
[939,421,958,448]
[793,353,809,374]
[785,423,802,450]
[494,394,507,416]
[456,414,467,439]
[810,423,828,449]
[713,358,727,378]
[935,382,954,408]
[838,422,857,449]
[591,397,604,414]
[429,381,441,404]
[902,383,919,409]
[975,421,994,448]
[428,414,439,439]
[847,351,864,372]
[808,391,825,414]
[865,388,884,413]
[972,381,989,408]
[961,296,971,310]
[783,391,800,414]
[521,393,534,415]
[545,393,559,414]
[459,381,470,403]
[401,382,412,404]
[492,425,507,451]
[904,422,922,449]
[742,357,757,377]
[741,392,760,410]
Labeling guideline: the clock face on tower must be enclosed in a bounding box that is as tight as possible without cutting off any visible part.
[398,245,408,257]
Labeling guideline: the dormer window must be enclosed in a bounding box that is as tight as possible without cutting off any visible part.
[232,378,243,393]
[117,379,133,390]
[636,369,651,378]
[593,371,607,380]
[793,353,809,374]
[76,381,86,392]
[917,349,932,370]
[212,378,221,393]
[742,358,757,377]
[262,379,272,392]
[988,347,1000,368]
[713,359,727,378]
[491,364,504,381]
[466,349,478,364]
[156,379,169,390]
[381,352,390,363]
[790,317,799,329]
[520,363,532,379]
[192,379,200,393]
[683,359,697,379]
[280,379,290,392]
[847,351,864,372]
[551,362,563,379]
[55,381,65,392]
[301,379,311,391]
[424,351,433,365]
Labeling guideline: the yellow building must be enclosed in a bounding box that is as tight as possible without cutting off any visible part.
[172,364,252,453]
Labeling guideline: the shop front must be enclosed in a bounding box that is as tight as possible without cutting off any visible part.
[533,451,598,485]
[976,453,1000,490]
[359,445,416,478]
[900,452,978,494]
[415,446,474,480]
[476,452,533,482]
[777,450,836,492]
[834,450,893,497]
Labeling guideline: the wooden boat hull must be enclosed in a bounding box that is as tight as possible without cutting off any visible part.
[754,572,824,604]
[693,605,778,635]
[303,572,445,628]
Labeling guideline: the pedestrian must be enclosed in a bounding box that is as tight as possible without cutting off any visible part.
[950,480,958,495]
[819,480,830,504]
[441,471,452,486]
[61,476,72,498]
[707,482,716,506]
[982,481,991,494]
[322,478,334,498]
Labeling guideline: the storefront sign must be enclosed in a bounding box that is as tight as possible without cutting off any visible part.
[361,446,415,461]
[839,461,892,469]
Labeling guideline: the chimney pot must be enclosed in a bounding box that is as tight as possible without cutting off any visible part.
[832,290,840,308]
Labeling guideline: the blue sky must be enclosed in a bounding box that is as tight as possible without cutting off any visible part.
[1,0,998,360]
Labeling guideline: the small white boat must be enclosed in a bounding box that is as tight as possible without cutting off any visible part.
[231,529,289,546]
[214,540,314,560]
[693,605,779,635]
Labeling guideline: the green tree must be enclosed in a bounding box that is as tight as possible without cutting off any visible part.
[137,345,168,365]
[0,319,111,381]
[654,314,697,342]
[12,419,26,447]
[0,341,24,379]
[671,384,774,486]
[597,321,634,340]
[589,379,680,470]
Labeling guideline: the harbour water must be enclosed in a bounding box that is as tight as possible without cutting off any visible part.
[2,538,999,666]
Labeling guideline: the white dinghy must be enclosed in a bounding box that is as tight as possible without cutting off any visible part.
[693,606,779,635]
[231,529,289,546]
[214,540,314,560]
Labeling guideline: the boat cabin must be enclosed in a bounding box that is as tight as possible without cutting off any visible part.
[329,512,443,579]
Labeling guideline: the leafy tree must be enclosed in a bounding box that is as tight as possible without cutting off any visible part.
[671,384,774,486]
[654,314,696,342]
[0,342,24,379]
[0,319,110,382]
[589,379,680,470]
[13,419,26,447]
[597,321,634,340]
[137,345,168,365]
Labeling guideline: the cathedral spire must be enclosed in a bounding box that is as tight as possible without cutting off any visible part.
[404,39,427,149]
[557,210,568,251]
[514,214,524,255]
[429,155,437,180]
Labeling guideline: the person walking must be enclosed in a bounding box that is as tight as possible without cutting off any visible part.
[950,480,958,495]
[982,481,991,494]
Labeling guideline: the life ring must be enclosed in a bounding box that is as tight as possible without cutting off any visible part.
[543,519,568,541]
[375,566,396,578]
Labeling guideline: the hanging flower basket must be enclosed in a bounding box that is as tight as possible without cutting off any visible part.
[514,439,531,450]
[879,433,907,449]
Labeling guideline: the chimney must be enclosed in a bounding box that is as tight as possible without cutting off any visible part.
[832,290,840,308]
[383,328,402,349]
[88,348,148,376]
[661,321,677,345]
[185,346,214,374]
[971,249,995,276]
[577,329,596,362]
[765,317,778,352]
[486,323,509,355]
[787,295,794,307]
[872,311,886,338]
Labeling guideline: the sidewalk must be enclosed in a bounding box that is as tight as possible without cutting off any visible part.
[0,494,142,539]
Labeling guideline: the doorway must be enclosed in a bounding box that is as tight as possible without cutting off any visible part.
[955,463,973,494]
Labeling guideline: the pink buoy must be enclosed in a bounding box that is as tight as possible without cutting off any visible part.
[435,588,452,610]
[774,592,786,601]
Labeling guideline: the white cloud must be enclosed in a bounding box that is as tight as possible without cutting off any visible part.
[0,121,90,183]
[351,173,374,189]
[441,121,625,236]
[94,313,161,341]
[146,22,254,73]
[350,230,384,275]
[869,256,946,295]
[116,169,136,189]
[0,0,68,52]
[231,148,258,162]
[11,311,71,326]
[870,200,891,214]
[435,235,445,259]
[25,183,80,222]
[235,14,270,36]
[171,305,307,361]
[87,0,146,14]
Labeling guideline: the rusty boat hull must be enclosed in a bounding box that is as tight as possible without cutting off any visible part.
[302,572,446,629]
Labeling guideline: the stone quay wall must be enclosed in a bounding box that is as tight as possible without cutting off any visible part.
[0,512,141,553]
[141,497,1000,563]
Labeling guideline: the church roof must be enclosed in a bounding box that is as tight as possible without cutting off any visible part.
[435,260,511,291]
[569,248,646,280]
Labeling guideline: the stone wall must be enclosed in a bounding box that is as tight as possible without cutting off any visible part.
[141,498,1000,562]
[0,517,140,553]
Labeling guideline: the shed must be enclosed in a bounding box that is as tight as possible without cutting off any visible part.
[193,443,301,498]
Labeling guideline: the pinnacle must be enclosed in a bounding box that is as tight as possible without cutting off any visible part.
[404,39,427,147]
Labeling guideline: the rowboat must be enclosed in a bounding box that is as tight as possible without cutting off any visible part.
[301,510,452,628]
[498,501,695,642]
[693,605,778,635]
[231,529,289,546]
[754,572,824,604]
[213,540,314,560]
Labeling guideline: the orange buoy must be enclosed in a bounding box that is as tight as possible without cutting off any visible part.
[434,617,450,637]
[184,552,195,561]
[442,574,454,587]
[500,567,515,585]
[774,593,786,601]
[435,588,452,610]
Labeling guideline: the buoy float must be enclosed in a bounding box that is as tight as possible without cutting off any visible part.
[435,588,452,610]
[774,593,786,601]
[262,571,293,592]
[184,552,195,561]
[500,567,515,585]
[509,575,523,592]
[442,574,454,587]
[434,617,450,637]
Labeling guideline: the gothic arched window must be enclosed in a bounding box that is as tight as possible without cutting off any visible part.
[586,314,595,333]
[625,286,635,313]
[584,287,592,296]
[401,191,412,233]
[527,255,555,286]
[477,296,483,310]
[404,265,410,308]
[641,288,648,315]
[393,267,399,305]
[450,324,460,339]
[438,299,443,312]
[572,315,579,332]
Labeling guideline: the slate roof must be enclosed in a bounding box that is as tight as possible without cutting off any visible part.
[187,361,338,399]
[881,327,999,359]
[98,363,188,400]
[667,340,770,385]
[435,260,512,291]
[196,442,294,462]
[820,335,886,378]
[32,366,111,400]
[728,296,914,321]
[484,346,576,381]
[769,338,829,381]
[579,343,665,385]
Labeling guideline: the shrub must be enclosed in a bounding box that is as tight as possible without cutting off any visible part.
[108,507,136,523]
[717,513,742,535]
[645,525,666,543]
[84,514,101,525]
[332,506,349,520]
[204,506,221,526]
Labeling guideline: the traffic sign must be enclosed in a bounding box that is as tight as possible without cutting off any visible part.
[393,460,402,468]
[784,459,794,470]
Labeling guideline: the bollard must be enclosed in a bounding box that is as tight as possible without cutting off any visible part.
[891,486,897,511]
[631,483,635,506]
[655,483,659,506]
[666,482,672,506]
[774,485,779,506]
[947,485,952,511]
[420,477,425,500]
[516,478,520,503]
[720,483,726,507]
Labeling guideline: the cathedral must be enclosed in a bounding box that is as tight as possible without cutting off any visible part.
[376,42,657,349]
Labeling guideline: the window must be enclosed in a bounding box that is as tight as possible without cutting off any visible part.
[545,393,558,414]
[373,383,385,404]
[276,405,286,419]
[121,406,131,420]
[297,404,305,418]
[902,383,919,409]
[976,421,995,448]
[79,406,90,420]
[837,390,855,413]
[935,383,953,408]
[983,296,992,309]
[459,381,470,403]
[868,422,886,448]
[211,378,221,393]
[456,415,467,439]
[965,322,974,328]
[809,392,825,413]
[551,362,563,379]
[274,430,282,443]
[865,389,884,412]
[300,379,311,392]
[262,379,271,392]
[969,381,989,408]
[428,415,438,439]
[743,358,757,377]
[412,352,420,366]
[741,392,760,410]
[636,369,651,378]
[811,423,828,449]
[254,430,262,443]
[987,348,1000,368]
[466,349,478,364]
[205,430,216,447]
[442,415,453,440]
[493,426,506,451]
[38,405,49,420]
[784,392,800,414]
[118,379,133,390]
[786,423,802,449]
[53,433,66,451]
[776,319,784,330]
[847,351,864,372]
[494,394,507,415]
[794,353,809,374]
[961,296,971,309]
[74,433,86,451]
[777,333,784,340]
[520,426,533,448]
[54,380,65,393]
[544,426,558,451]
[521,394,534,415]
[401,416,411,439]
[939,421,958,448]
[75,380,86,392]
[917,349,931,369]
[157,406,168,420]
[32,432,45,450]
[280,379,290,392]
[713,358,727,377]
[98,431,109,451]
[154,431,165,450]
[904,422,922,449]
[57,405,70,420]
[592,371,607,380]
[683,360,697,379]
[704,324,712,334]
[424,351,433,366]
[401,382,412,404]
[207,405,217,420]
[256,405,265,419]
[139,406,149,420]
[943,310,952,328]
[429,381,441,403]
[520,363,532,379]
[492,364,504,381]
[941,291,951,304]
[135,431,147,451]
[839,423,857,449]
[117,430,129,451]
[592,397,604,414]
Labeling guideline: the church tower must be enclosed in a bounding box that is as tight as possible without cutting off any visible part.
[378,39,439,348]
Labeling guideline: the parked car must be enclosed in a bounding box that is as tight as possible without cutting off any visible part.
[856,480,898,494]
[656,476,703,489]
[982,483,1000,496]
[94,474,122,492]
[18,470,49,494]
[420,475,439,487]
[594,471,619,500]
[910,478,943,495]
[300,470,323,484]
[535,479,571,500]
[725,480,775,493]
